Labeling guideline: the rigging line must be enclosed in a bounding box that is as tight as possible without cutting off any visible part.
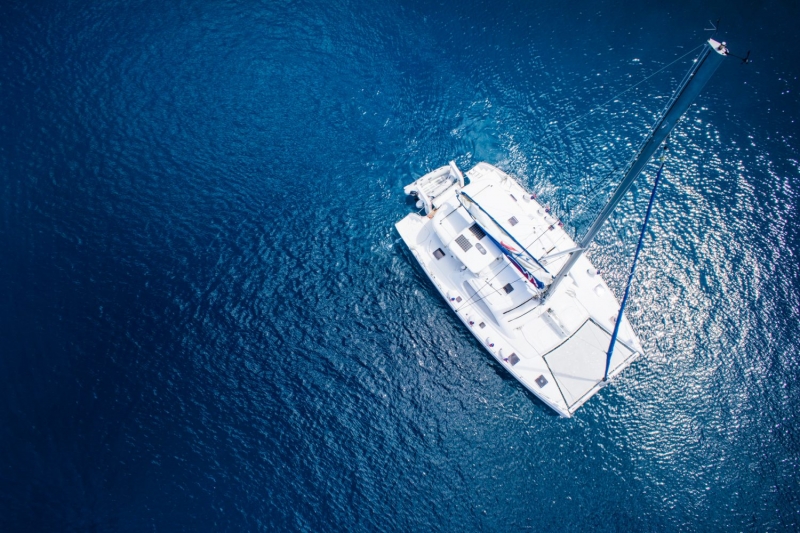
[516,200,593,266]
[456,277,540,319]
[453,277,503,312]
[646,46,705,130]
[581,164,621,204]
[509,212,557,252]
[506,296,545,323]
[566,165,625,231]
[454,256,540,315]
[603,145,668,381]
[548,230,576,254]
[454,258,524,312]
[561,43,708,234]
[561,44,705,130]
[453,257,516,312]
[454,275,510,314]
[509,204,565,254]
[520,221,567,261]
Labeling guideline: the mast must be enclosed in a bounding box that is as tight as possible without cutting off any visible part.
[545,38,729,300]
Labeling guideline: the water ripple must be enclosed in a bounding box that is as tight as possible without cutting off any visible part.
[1,0,798,530]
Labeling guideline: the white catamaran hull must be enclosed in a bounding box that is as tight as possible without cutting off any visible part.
[396,39,730,416]
[396,163,642,417]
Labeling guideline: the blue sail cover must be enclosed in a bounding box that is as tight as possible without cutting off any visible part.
[458,191,547,289]
[504,250,546,289]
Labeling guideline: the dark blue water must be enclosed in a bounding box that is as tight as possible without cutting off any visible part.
[2,0,798,530]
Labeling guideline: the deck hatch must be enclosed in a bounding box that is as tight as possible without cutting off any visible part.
[508,216,519,226]
[535,375,548,388]
[468,223,486,240]
[433,248,445,260]
[507,353,520,366]
[455,234,472,252]
[503,283,514,294]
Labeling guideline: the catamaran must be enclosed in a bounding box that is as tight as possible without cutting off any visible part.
[395,39,730,417]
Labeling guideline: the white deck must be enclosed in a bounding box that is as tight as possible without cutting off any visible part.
[396,163,642,417]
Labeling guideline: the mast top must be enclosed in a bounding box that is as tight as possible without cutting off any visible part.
[708,38,729,56]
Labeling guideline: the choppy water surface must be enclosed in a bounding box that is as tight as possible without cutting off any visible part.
[1,0,798,530]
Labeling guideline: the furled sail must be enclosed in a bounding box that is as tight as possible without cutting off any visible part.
[458,190,551,289]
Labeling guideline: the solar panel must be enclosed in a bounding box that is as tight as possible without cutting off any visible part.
[468,223,486,240]
[455,234,472,252]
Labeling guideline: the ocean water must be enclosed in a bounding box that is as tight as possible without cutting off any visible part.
[1,0,798,530]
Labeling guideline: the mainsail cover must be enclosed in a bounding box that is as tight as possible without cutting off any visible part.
[458,191,551,289]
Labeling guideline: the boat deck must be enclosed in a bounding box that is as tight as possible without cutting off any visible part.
[396,163,642,416]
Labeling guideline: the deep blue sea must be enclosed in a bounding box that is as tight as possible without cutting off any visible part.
[2,0,798,530]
